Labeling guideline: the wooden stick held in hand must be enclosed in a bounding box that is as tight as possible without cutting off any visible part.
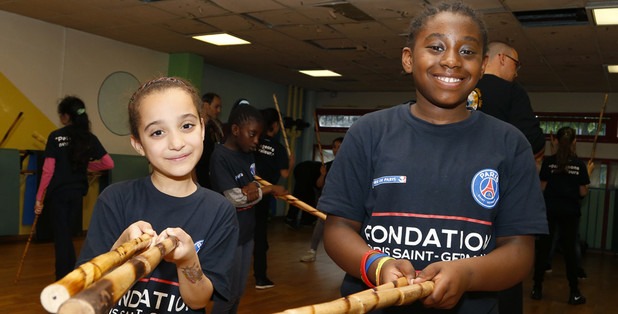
[56,236,178,314]
[15,214,39,284]
[255,175,326,220]
[40,233,153,313]
[588,93,608,176]
[275,277,434,314]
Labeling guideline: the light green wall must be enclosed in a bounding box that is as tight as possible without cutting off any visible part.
[168,53,204,89]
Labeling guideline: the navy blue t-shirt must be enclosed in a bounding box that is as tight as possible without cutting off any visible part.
[78,177,238,313]
[255,135,289,184]
[318,103,548,314]
[210,144,258,244]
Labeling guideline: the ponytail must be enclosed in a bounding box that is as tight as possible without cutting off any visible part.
[57,96,92,172]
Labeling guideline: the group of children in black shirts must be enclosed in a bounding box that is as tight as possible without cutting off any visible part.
[36,2,585,313]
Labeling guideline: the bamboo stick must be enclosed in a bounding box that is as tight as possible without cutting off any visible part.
[0,111,24,147]
[14,214,39,284]
[40,233,153,313]
[255,175,327,220]
[313,111,325,165]
[276,278,434,314]
[273,93,292,156]
[588,93,608,176]
[56,236,178,314]
[32,131,48,145]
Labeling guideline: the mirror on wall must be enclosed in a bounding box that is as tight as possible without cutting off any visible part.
[97,71,139,136]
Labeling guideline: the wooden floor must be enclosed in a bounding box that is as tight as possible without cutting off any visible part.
[2,218,617,313]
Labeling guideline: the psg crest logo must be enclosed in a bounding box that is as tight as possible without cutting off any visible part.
[471,169,500,209]
[466,88,482,110]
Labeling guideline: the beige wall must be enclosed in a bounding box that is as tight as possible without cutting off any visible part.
[2,9,616,160]
[0,10,169,155]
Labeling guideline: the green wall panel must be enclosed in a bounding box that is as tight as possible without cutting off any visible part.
[168,53,203,91]
[108,154,150,184]
[0,149,20,235]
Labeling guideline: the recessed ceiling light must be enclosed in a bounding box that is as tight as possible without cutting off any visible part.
[192,33,250,46]
[299,70,341,77]
[591,8,618,25]
[607,65,618,73]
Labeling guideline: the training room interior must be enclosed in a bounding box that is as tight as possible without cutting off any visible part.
[1,0,618,313]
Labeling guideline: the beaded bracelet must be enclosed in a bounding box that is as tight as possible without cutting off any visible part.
[375,257,395,286]
[359,249,381,288]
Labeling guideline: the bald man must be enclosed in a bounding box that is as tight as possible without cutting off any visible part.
[476,41,545,160]
[475,42,545,314]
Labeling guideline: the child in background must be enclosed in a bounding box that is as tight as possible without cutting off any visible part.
[532,126,589,305]
[209,104,287,313]
[77,77,238,314]
[300,136,343,263]
[317,2,547,313]
[34,95,114,280]
[253,107,295,289]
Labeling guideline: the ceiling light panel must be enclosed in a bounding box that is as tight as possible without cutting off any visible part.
[193,33,250,45]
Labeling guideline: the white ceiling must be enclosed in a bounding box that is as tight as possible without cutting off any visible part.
[1,0,617,92]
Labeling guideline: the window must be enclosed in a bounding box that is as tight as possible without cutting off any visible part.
[536,112,618,143]
[315,108,376,133]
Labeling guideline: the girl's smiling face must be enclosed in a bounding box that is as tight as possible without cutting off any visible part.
[131,87,204,180]
[402,11,486,111]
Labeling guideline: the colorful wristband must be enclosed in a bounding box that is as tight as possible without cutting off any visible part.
[360,249,381,288]
[375,257,395,286]
[365,253,389,275]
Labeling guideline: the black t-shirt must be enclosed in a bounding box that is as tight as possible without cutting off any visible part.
[195,118,224,189]
[476,74,545,155]
[254,135,289,184]
[540,154,590,216]
[210,144,257,244]
[44,126,107,195]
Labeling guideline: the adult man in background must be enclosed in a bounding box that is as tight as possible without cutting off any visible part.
[195,92,224,189]
[475,41,546,314]
[476,41,545,161]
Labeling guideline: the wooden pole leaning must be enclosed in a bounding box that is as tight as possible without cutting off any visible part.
[273,93,292,156]
[14,214,39,284]
[588,93,608,176]
[313,111,325,165]
[0,111,24,147]
[32,131,48,146]
[56,236,178,314]
[275,277,434,314]
[40,233,153,313]
[254,175,327,221]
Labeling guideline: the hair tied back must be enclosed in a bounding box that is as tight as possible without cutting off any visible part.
[76,108,86,115]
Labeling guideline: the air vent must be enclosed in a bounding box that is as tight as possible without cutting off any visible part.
[314,1,374,21]
[305,39,363,51]
[514,8,588,27]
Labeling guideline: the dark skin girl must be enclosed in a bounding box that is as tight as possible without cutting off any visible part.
[324,10,535,310]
